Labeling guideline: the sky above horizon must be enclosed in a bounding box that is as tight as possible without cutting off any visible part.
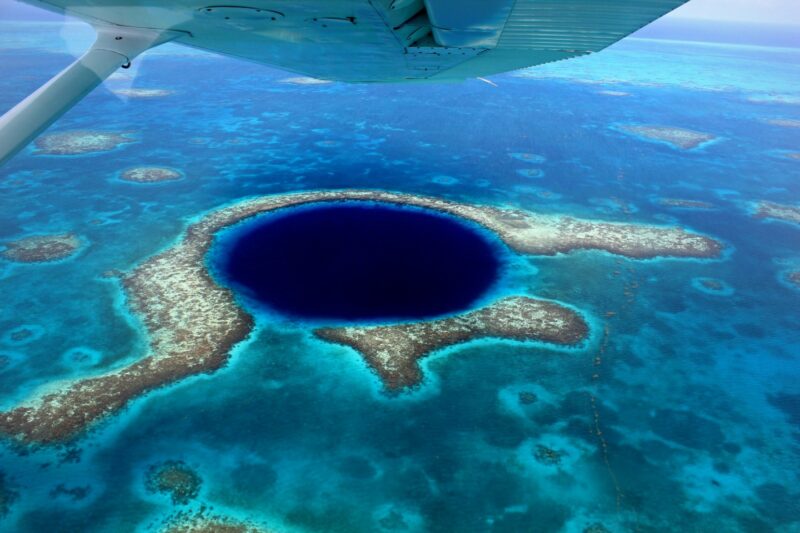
[670,0,798,24]
[0,0,798,26]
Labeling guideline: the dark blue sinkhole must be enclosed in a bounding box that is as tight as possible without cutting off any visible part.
[212,202,504,322]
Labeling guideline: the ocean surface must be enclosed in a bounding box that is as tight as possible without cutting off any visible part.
[1,18,799,533]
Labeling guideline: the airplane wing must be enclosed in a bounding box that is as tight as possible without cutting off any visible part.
[0,0,689,165]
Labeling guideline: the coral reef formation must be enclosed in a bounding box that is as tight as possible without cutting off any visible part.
[763,118,800,128]
[120,167,183,183]
[754,201,800,226]
[34,131,136,155]
[113,88,173,98]
[534,445,564,466]
[146,460,202,505]
[518,391,538,405]
[0,233,81,263]
[160,510,271,533]
[692,277,734,296]
[49,483,91,501]
[0,190,722,444]
[315,296,587,390]
[659,198,715,209]
[617,124,716,150]
[279,76,331,85]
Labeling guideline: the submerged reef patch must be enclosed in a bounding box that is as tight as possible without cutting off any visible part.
[753,201,800,227]
[112,88,173,98]
[516,168,545,179]
[145,460,202,505]
[691,277,734,296]
[61,347,103,368]
[533,445,565,466]
[279,76,331,85]
[49,483,91,502]
[377,509,408,530]
[315,296,587,390]
[0,472,19,518]
[518,391,538,405]
[762,118,800,128]
[786,271,800,289]
[1,324,44,346]
[746,94,800,105]
[119,166,184,184]
[616,124,717,150]
[659,198,715,210]
[598,90,630,97]
[34,130,136,156]
[0,351,24,372]
[0,233,81,263]
[160,509,272,533]
[431,174,459,185]
[0,190,722,444]
[509,153,546,164]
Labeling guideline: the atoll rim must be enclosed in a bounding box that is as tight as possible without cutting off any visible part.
[315,295,589,390]
[0,190,722,444]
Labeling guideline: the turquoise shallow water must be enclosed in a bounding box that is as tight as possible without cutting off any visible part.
[0,18,799,533]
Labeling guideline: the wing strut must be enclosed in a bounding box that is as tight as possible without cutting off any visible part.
[0,24,183,167]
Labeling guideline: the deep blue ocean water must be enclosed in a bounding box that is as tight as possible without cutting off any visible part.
[0,18,799,533]
[213,203,503,322]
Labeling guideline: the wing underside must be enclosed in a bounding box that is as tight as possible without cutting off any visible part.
[23,0,688,82]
